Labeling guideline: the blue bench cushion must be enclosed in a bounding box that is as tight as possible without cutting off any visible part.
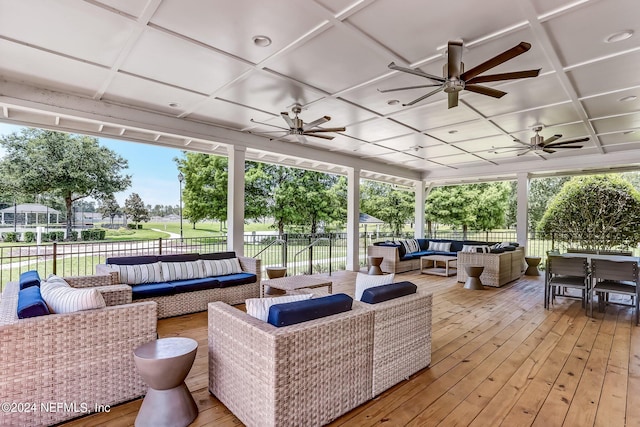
[107,255,158,265]
[158,253,200,262]
[19,270,41,290]
[360,281,417,304]
[171,277,221,292]
[132,282,176,300]
[267,293,353,327]
[200,251,236,260]
[17,285,50,318]
[216,272,257,288]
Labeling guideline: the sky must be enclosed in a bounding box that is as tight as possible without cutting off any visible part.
[0,123,185,207]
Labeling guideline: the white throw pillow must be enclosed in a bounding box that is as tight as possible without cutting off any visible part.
[354,272,395,301]
[41,274,106,314]
[199,258,242,277]
[109,262,162,285]
[161,261,203,281]
[245,294,313,322]
[428,241,452,252]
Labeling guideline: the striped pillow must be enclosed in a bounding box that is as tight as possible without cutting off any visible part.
[41,274,106,314]
[161,261,203,281]
[199,258,243,277]
[112,262,162,285]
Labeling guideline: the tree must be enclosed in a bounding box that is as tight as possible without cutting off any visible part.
[0,129,131,238]
[537,175,640,250]
[361,181,414,236]
[98,195,121,225]
[124,193,150,226]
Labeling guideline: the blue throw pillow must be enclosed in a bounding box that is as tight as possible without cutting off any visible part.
[19,270,41,290]
[17,285,50,319]
[360,281,417,304]
[267,293,353,327]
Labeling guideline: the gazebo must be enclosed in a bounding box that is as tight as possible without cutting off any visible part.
[0,203,61,226]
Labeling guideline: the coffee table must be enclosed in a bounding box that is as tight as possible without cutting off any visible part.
[260,275,333,297]
[420,255,457,277]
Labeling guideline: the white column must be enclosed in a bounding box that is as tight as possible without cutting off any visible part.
[346,167,360,272]
[414,180,426,238]
[516,172,530,251]
[227,145,246,255]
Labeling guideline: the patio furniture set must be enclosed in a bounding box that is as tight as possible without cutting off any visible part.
[1,251,433,426]
[545,252,640,324]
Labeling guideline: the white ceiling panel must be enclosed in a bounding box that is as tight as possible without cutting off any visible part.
[542,0,640,66]
[427,120,502,143]
[150,0,328,65]
[491,102,580,133]
[592,112,640,134]
[267,26,390,93]
[103,73,208,115]
[0,0,136,66]
[567,50,640,98]
[2,0,640,183]
[121,28,252,95]
[0,40,110,97]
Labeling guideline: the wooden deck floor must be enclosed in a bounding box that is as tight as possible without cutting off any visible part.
[63,271,640,427]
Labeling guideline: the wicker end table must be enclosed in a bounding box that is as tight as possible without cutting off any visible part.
[463,265,485,290]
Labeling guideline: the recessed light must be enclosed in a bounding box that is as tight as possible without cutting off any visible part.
[387,99,400,105]
[168,102,179,108]
[619,95,638,102]
[252,35,272,47]
[604,30,633,43]
[448,130,458,134]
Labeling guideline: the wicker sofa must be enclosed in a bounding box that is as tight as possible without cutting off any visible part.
[208,300,375,427]
[97,252,261,318]
[456,248,525,287]
[0,275,157,427]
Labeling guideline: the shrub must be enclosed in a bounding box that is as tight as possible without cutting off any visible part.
[24,232,35,243]
[2,232,18,242]
[127,224,136,229]
[68,231,78,241]
[45,231,65,242]
[80,229,107,241]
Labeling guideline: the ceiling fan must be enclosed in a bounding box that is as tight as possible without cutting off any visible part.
[250,104,345,144]
[379,40,541,108]
[493,126,590,156]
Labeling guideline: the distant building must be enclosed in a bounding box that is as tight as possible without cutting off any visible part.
[0,203,61,225]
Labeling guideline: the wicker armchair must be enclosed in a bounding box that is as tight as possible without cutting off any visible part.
[208,301,374,427]
[0,279,157,427]
[358,291,433,396]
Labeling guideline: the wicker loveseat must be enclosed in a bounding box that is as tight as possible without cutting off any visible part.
[97,251,261,318]
[0,275,157,427]
[208,300,375,427]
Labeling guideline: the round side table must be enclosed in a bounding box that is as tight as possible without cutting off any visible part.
[464,265,485,290]
[265,267,287,295]
[368,256,384,275]
[134,337,199,427]
[525,256,542,276]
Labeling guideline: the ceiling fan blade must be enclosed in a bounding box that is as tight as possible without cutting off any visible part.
[465,84,507,98]
[460,41,532,81]
[542,134,562,145]
[403,87,444,106]
[305,127,346,133]
[249,118,289,130]
[448,92,459,109]
[516,148,534,156]
[465,69,541,84]
[295,135,309,144]
[547,145,583,149]
[377,84,442,93]
[280,112,294,128]
[543,148,556,154]
[388,62,446,83]
[448,41,463,79]
[545,137,590,147]
[303,133,334,140]
[303,116,330,130]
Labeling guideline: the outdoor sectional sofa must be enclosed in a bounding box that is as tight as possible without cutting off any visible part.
[96,251,261,318]
[208,283,432,427]
[0,274,157,427]
[368,238,524,287]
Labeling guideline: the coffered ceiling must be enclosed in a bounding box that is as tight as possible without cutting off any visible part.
[0,0,639,186]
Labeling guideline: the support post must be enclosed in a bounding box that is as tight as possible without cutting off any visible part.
[346,167,360,271]
[227,146,246,255]
[516,172,530,252]
[414,180,426,238]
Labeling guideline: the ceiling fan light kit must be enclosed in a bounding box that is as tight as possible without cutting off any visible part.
[380,40,541,109]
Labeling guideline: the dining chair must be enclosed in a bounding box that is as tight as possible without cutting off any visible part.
[590,259,639,325]
[546,255,590,313]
